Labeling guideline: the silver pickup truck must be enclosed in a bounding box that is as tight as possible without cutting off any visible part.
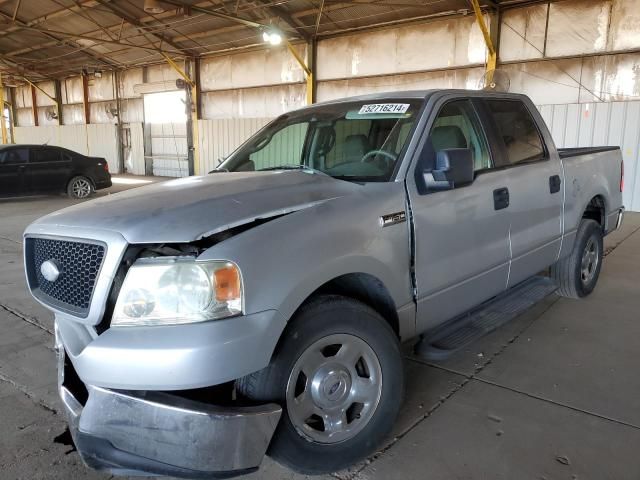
[24,90,624,478]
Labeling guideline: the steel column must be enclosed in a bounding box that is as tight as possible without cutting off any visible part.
[30,83,38,126]
[0,74,7,144]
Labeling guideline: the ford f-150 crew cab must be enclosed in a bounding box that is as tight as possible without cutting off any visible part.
[24,90,624,478]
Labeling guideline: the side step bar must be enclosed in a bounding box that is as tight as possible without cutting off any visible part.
[414,276,557,362]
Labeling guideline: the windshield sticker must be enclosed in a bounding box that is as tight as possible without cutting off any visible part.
[358,103,410,115]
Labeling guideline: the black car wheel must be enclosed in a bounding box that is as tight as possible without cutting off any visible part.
[67,176,94,199]
[237,295,404,475]
[551,219,603,299]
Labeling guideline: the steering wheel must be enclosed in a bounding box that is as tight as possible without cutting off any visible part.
[360,150,398,166]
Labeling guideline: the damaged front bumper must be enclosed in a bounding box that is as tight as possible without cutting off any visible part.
[57,337,282,478]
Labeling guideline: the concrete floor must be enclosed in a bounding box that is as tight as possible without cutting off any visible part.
[1,177,640,480]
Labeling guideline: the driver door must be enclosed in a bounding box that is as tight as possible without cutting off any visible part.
[407,98,512,333]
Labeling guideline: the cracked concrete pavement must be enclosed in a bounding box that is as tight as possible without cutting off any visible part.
[1,178,640,480]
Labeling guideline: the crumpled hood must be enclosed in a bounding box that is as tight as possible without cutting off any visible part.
[32,171,357,243]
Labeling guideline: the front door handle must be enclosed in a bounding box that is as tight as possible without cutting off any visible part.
[549,174,561,194]
[493,187,509,210]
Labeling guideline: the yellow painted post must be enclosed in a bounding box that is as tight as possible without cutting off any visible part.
[470,0,497,81]
[286,40,313,105]
[191,83,200,176]
[0,74,7,145]
[162,54,200,175]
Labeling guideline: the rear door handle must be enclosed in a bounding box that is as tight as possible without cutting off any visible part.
[493,187,509,210]
[549,175,561,194]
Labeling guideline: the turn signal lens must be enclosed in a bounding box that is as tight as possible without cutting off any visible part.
[214,264,241,301]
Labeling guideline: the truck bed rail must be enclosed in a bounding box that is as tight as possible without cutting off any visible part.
[558,146,620,159]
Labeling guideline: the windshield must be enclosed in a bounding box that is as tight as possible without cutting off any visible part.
[219,99,423,182]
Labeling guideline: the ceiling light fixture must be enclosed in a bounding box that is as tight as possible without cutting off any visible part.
[262,29,282,46]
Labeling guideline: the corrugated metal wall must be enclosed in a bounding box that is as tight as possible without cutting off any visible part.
[538,101,640,211]
[198,118,271,173]
[14,124,119,172]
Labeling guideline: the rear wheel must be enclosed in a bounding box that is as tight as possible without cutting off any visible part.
[67,176,94,199]
[551,219,603,298]
[236,295,403,475]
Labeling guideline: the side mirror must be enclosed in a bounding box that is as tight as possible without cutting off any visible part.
[424,148,474,191]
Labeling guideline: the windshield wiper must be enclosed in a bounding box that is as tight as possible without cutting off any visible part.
[258,164,326,175]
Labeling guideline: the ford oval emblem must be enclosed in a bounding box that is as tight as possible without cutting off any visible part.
[41,260,61,282]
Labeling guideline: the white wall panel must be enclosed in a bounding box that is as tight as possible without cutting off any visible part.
[500,59,584,105]
[317,16,486,81]
[578,52,640,102]
[36,107,59,126]
[90,101,118,124]
[146,64,181,84]
[14,124,120,173]
[120,68,144,99]
[15,86,31,108]
[316,67,485,102]
[608,0,640,51]
[88,72,115,102]
[87,124,119,172]
[201,84,305,119]
[62,104,85,125]
[499,4,547,61]
[120,98,143,123]
[34,81,56,106]
[198,117,270,173]
[537,101,640,211]
[126,123,145,175]
[546,0,610,57]
[200,45,306,91]
[63,76,84,104]
[15,108,33,127]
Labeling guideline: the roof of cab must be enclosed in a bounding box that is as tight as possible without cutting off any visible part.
[293,89,529,112]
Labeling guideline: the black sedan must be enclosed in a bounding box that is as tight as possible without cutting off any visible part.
[0,145,112,199]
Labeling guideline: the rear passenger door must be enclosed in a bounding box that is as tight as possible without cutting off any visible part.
[27,147,73,193]
[0,148,28,196]
[482,98,563,287]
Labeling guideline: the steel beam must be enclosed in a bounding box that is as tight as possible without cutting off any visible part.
[94,0,189,53]
[470,0,497,75]
[82,74,90,125]
[0,74,7,144]
[30,84,38,127]
[54,79,63,126]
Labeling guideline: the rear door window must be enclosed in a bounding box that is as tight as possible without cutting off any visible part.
[485,100,545,166]
[31,148,61,164]
[0,149,28,165]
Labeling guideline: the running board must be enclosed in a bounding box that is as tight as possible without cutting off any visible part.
[414,276,557,362]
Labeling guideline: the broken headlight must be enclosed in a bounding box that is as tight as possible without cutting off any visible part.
[111,257,242,327]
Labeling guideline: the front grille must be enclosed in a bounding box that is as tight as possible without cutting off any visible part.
[25,237,106,317]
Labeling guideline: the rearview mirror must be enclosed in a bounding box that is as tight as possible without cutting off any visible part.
[424,148,474,191]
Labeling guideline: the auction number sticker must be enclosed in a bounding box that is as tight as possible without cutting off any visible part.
[358,103,410,114]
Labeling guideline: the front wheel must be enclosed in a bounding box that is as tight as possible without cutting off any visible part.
[67,176,94,199]
[551,219,603,299]
[236,295,403,475]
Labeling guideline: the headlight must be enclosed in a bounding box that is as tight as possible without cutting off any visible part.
[112,258,242,327]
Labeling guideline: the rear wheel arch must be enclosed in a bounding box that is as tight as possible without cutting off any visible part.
[582,194,606,230]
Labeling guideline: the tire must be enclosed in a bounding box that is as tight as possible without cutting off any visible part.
[236,295,404,475]
[551,219,603,299]
[67,176,94,199]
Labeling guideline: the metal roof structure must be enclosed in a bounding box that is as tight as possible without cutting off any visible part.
[0,0,534,82]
